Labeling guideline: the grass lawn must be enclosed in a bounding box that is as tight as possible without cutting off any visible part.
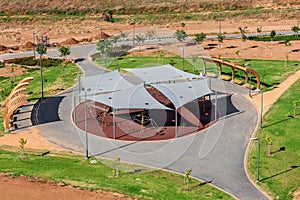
[0,147,233,200]
[0,60,81,134]
[216,58,299,91]
[95,55,198,73]
[247,79,300,200]
[95,55,300,91]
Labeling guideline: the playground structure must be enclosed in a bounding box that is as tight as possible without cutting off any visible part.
[201,57,261,89]
[3,77,33,131]
[73,65,218,141]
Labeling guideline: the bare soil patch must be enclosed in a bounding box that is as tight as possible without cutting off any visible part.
[0,174,131,200]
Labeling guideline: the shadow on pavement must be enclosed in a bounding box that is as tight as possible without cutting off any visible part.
[31,96,64,125]
[216,94,240,118]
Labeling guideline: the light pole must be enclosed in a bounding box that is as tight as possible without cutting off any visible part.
[36,43,47,99]
[260,90,263,129]
[246,63,252,97]
[181,47,184,71]
[33,31,38,59]
[218,14,222,35]
[131,18,135,46]
[251,137,260,183]
[83,87,91,159]
[96,26,103,41]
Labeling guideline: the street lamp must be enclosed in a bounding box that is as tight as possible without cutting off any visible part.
[33,31,39,59]
[246,63,252,97]
[131,18,135,46]
[255,88,263,129]
[251,137,260,183]
[218,14,222,35]
[83,87,91,159]
[96,26,103,41]
[181,47,184,71]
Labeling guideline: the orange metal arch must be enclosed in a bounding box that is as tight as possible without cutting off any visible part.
[4,95,28,130]
[246,68,261,89]
[3,77,33,131]
[201,57,260,89]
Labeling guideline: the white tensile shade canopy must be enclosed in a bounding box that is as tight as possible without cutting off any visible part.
[87,84,172,110]
[150,78,212,109]
[80,70,134,95]
[123,64,200,83]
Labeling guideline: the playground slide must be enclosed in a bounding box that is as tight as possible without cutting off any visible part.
[178,107,203,128]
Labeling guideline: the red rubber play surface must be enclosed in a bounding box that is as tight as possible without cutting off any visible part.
[73,88,217,141]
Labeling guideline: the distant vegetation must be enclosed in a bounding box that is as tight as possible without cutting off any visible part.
[0,0,299,24]
[248,35,300,42]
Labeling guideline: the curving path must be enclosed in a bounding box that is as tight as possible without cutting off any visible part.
[0,45,268,200]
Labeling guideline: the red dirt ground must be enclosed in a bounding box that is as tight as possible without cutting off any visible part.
[73,97,215,141]
[0,175,131,200]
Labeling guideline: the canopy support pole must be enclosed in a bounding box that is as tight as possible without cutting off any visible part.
[175,108,178,138]
[215,91,218,121]
[73,96,76,124]
[113,108,116,140]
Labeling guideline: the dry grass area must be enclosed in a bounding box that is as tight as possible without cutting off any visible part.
[0,0,299,53]
[0,0,299,13]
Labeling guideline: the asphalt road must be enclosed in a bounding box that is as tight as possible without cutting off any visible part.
[1,43,269,200]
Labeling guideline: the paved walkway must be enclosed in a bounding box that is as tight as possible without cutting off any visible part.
[0,45,268,200]
[250,70,300,115]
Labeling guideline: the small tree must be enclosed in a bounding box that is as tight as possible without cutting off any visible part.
[292,99,299,118]
[111,35,120,46]
[256,27,262,33]
[217,34,225,49]
[107,10,114,22]
[113,156,121,177]
[145,30,156,40]
[238,26,248,48]
[185,168,192,192]
[291,25,300,38]
[19,138,27,160]
[285,53,289,68]
[174,30,187,42]
[270,30,276,42]
[158,51,164,65]
[265,135,273,156]
[235,50,240,63]
[135,34,146,51]
[283,39,291,46]
[191,54,198,72]
[194,33,206,44]
[242,34,247,42]
[58,45,71,77]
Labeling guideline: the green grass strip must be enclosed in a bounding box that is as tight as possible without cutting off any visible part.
[0,148,232,199]
[247,79,300,200]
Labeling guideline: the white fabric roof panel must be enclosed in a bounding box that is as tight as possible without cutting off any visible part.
[151,78,212,109]
[87,84,172,110]
[124,64,200,83]
[80,70,134,95]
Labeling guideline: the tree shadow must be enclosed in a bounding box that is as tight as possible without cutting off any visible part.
[259,166,298,182]
[271,147,285,155]
[190,180,213,191]
[263,116,294,128]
